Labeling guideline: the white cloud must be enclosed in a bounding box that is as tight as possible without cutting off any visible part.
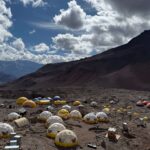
[12,38,25,50]
[54,0,86,30]
[0,0,12,43]
[30,22,68,30]
[33,43,49,53]
[51,0,121,55]
[1,0,150,65]
[51,0,150,57]
[0,0,74,64]
[0,0,88,64]
[0,0,71,65]
[29,29,36,34]
[0,41,83,64]
[20,0,47,7]
[85,0,112,12]
[106,0,150,17]
[52,33,93,55]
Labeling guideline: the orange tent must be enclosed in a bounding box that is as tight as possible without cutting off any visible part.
[22,100,36,108]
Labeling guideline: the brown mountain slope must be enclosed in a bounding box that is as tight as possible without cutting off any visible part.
[2,30,150,91]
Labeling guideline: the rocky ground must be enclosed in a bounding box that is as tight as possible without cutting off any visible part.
[0,88,150,150]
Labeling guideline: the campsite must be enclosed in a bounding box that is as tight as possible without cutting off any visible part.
[1,0,150,149]
[0,88,150,150]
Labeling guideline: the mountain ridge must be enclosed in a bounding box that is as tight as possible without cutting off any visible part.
[0,60,43,78]
[2,30,150,91]
[0,60,43,84]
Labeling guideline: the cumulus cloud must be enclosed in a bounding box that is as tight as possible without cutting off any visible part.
[107,0,150,17]
[51,0,150,56]
[85,0,112,12]
[0,0,12,42]
[0,41,83,64]
[52,0,122,54]
[85,0,150,43]
[52,33,93,55]
[0,38,78,64]
[54,0,86,30]
[85,0,150,18]
[12,38,25,50]
[20,0,47,7]
[33,43,49,53]
[0,0,79,64]
[51,0,124,54]
[0,2,72,64]
[1,0,150,64]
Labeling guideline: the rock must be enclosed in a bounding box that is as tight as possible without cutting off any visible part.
[101,140,106,149]
[87,144,97,149]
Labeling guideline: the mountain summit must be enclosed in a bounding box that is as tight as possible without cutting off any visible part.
[2,30,150,91]
[128,30,150,46]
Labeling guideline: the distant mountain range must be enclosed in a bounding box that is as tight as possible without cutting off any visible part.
[0,72,16,84]
[0,60,43,83]
[2,30,150,91]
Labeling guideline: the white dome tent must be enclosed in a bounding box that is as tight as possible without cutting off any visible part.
[55,129,78,148]
[46,116,64,127]
[8,112,21,121]
[38,111,53,122]
[53,96,61,100]
[96,112,109,122]
[46,106,54,112]
[83,112,97,124]
[70,110,82,120]
[90,101,98,107]
[62,105,72,112]
[0,123,14,138]
[47,123,66,138]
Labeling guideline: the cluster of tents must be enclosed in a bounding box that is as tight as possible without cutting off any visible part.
[0,96,111,148]
[16,96,82,108]
[1,95,150,149]
[34,96,110,147]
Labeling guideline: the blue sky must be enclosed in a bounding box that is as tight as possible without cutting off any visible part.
[10,0,71,46]
[9,0,94,46]
[1,0,150,64]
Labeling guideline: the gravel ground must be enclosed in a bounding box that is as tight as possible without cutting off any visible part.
[0,88,150,150]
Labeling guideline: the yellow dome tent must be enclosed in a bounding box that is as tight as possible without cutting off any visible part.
[57,109,70,119]
[22,100,36,108]
[54,100,67,105]
[16,97,28,105]
[143,116,149,121]
[36,100,50,105]
[102,108,110,114]
[73,101,81,106]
